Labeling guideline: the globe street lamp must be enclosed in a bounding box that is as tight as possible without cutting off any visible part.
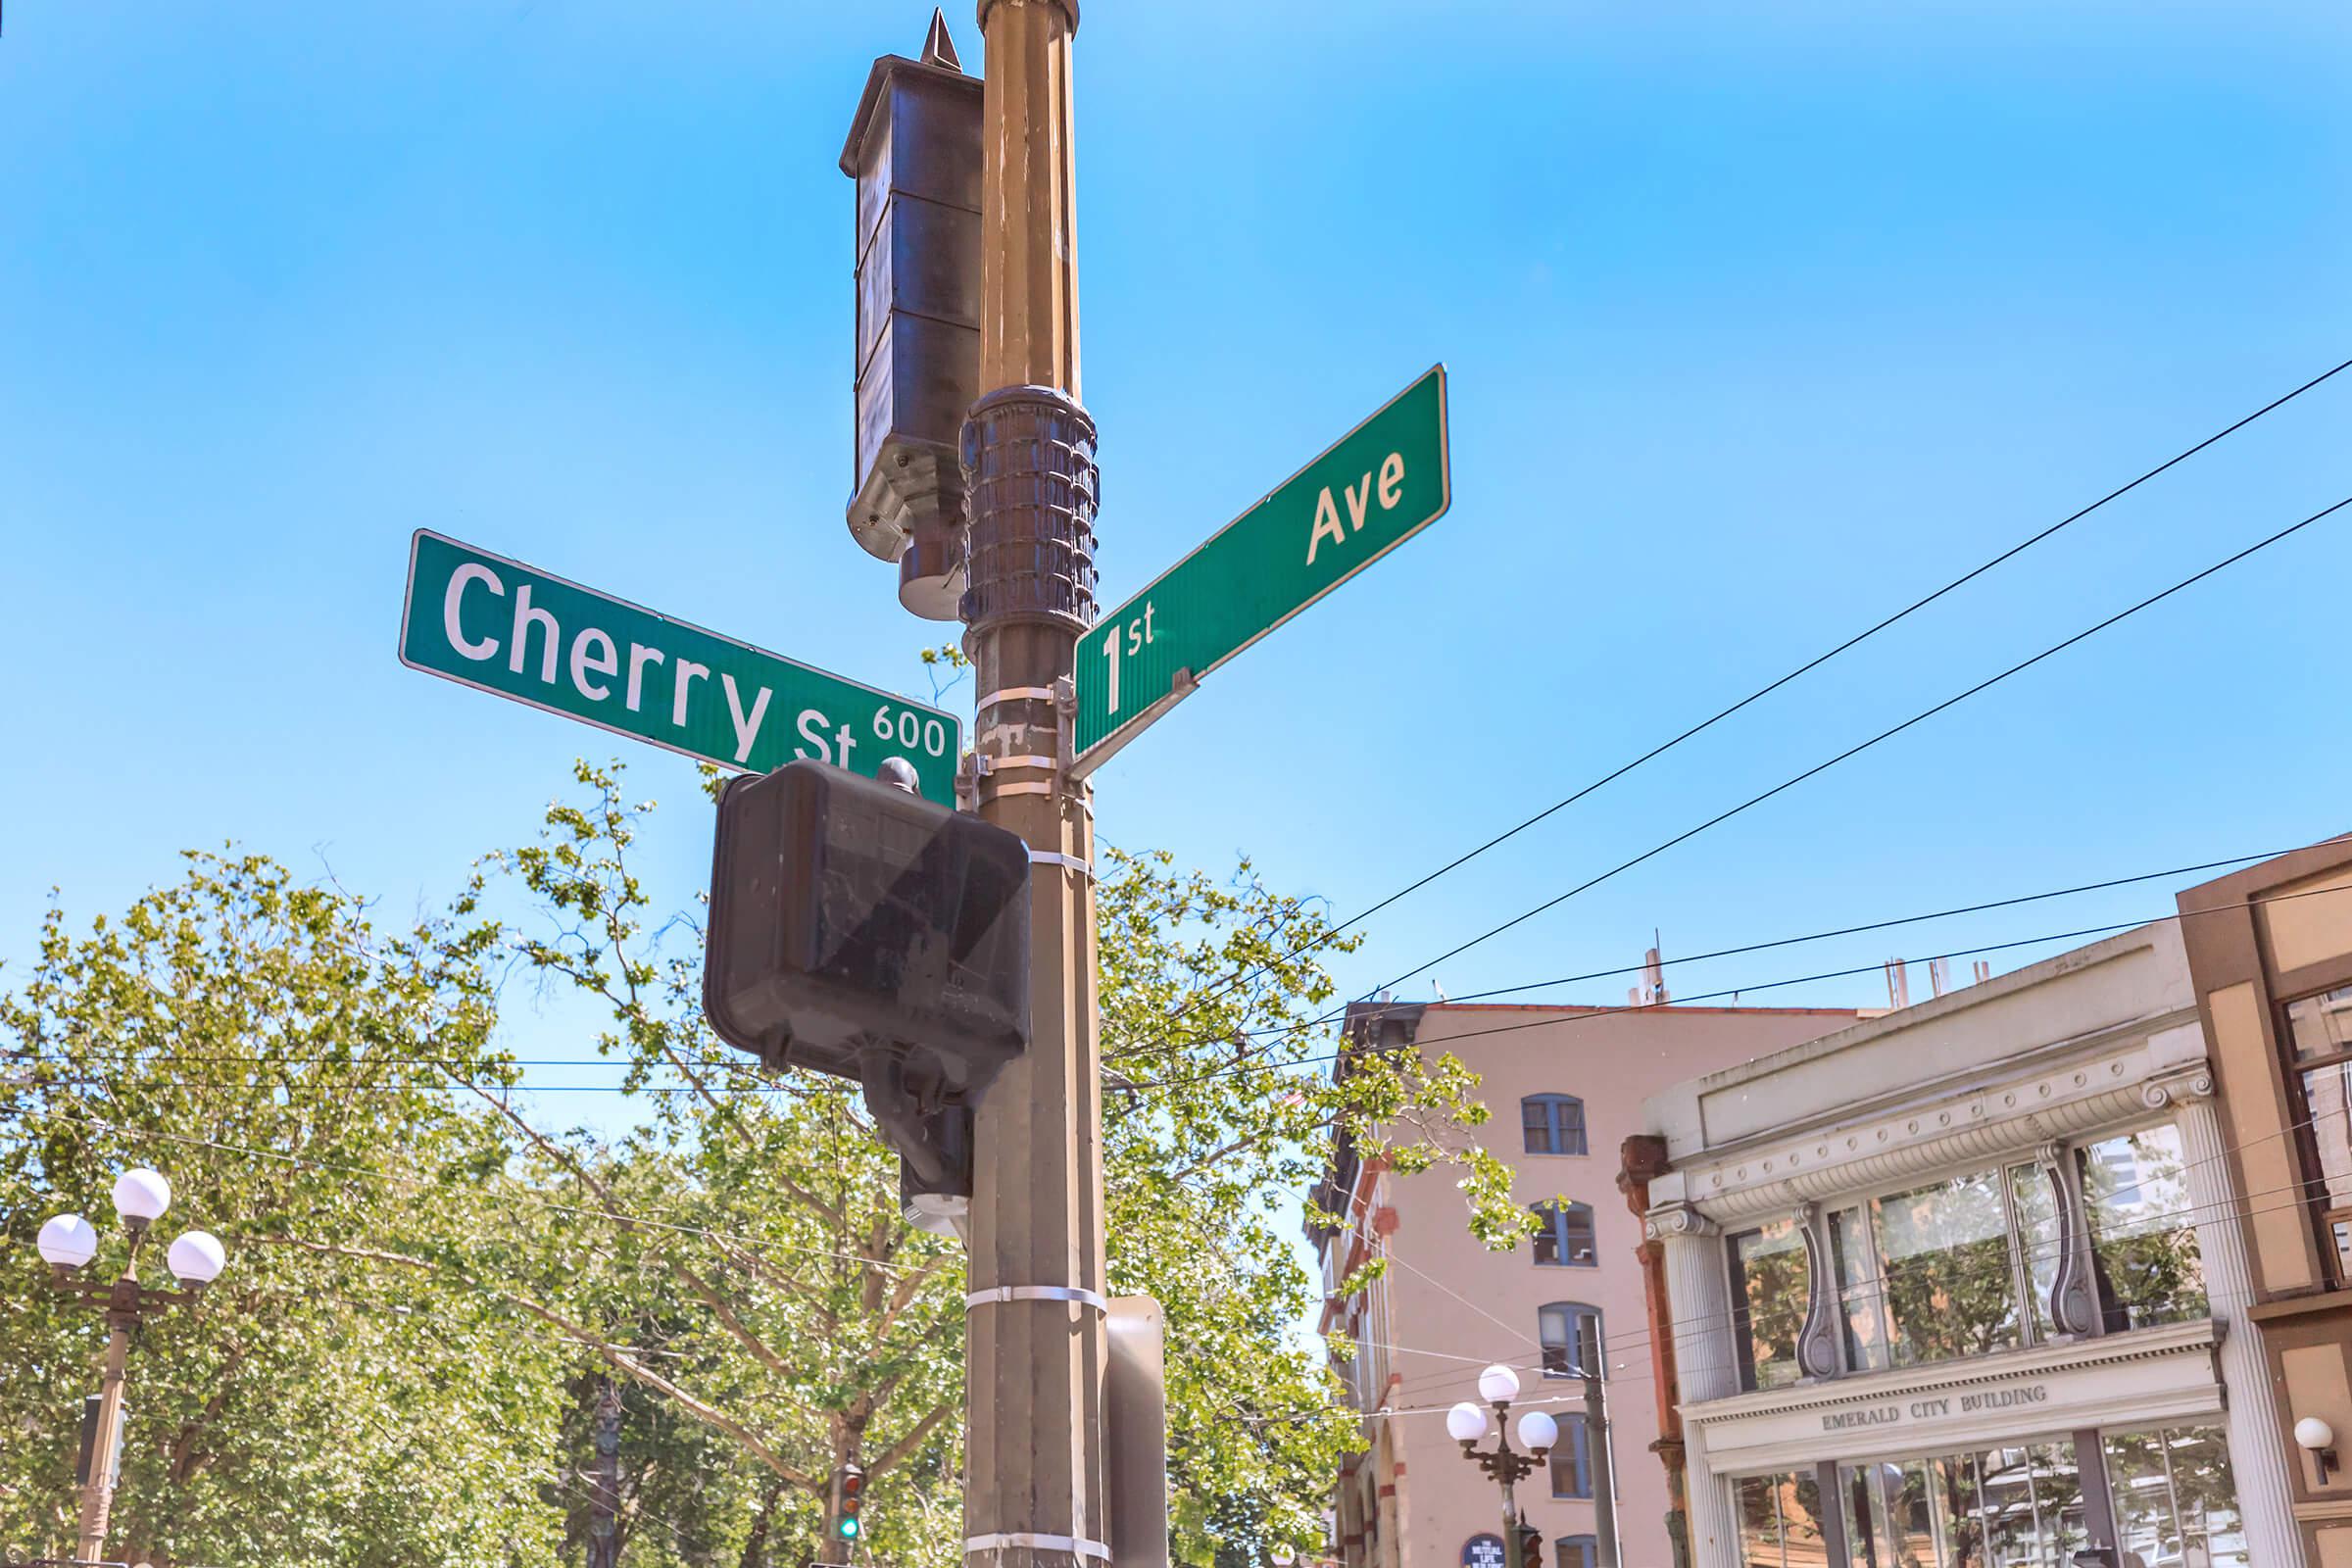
[1448,1364,1557,1561]
[38,1168,228,1566]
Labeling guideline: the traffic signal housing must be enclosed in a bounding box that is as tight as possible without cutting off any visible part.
[703,760,1029,1204]
[1516,1523,1543,1568]
[703,760,1029,1091]
[836,1462,866,1542]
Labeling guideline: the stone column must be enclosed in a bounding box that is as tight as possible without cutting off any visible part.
[1652,1204,1741,1568]
[2161,1069,2308,1568]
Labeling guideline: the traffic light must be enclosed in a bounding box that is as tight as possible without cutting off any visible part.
[836,1462,866,1541]
[1516,1523,1543,1568]
[703,759,1029,1194]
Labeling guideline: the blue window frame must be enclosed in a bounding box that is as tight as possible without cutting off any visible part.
[1521,1094,1588,1156]
[1547,1413,1593,1498]
[1539,1302,1602,1378]
[1555,1537,1597,1568]
[1531,1201,1597,1267]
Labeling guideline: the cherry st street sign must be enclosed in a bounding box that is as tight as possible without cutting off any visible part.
[398,529,961,806]
[1070,366,1450,773]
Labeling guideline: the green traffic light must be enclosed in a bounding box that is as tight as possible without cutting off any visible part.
[840,1518,860,1540]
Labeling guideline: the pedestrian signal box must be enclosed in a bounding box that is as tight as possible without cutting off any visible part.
[703,760,1029,1097]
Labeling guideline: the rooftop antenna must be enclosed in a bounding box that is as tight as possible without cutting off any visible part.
[1973,959,1992,985]
[921,8,962,72]
[1884,958,1911,1010]
[1928,956,1950,999]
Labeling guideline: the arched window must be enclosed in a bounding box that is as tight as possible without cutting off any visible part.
[1521,1094,1588,1155]
[1530,1201,1596,1267]
[1555,1537,1598,1568]
[1546,1413,1594,1498]
[1539,1302,1602,1378]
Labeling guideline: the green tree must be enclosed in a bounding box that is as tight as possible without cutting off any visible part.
[1,760,1514,1568]
[0,851,567,1568]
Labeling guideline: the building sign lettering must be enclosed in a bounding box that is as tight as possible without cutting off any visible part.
[1819,1383,2048,1434]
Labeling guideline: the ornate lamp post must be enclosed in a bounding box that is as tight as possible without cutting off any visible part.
[1447,1364,1558,1555]
[36,1167,227,1566]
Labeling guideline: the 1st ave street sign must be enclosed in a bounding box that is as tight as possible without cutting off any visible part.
[399,529,962,806]
[1072,366,1450,771]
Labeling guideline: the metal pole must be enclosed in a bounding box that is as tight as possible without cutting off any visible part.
[1580,1372,1618,1568]
[960,8,1106,1568]
[587,1383,621,1568]
[74,1285,136,1563]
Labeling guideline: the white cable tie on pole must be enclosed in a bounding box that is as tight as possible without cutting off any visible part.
[966,1532,1111,1560]
[965,1284,1109,1313]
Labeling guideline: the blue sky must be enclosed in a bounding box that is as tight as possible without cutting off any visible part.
[3,0,2348,1132]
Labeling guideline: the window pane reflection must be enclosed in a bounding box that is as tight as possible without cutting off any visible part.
[1730,1218,1808,1391]
[1839,1442,2084,1568]
[1735,1471,1827,1568]
[2101,1425,2248,1568]
[1875,1172,2022,1365]
[2079,1127,2207,1332]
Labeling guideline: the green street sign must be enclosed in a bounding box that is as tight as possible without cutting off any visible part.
[398,530,962,806]
[1072,366,1450,771]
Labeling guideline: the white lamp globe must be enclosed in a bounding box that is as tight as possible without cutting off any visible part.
[2296,1416,2336,1450]
[1516,1410,1559,1453]
[1446,1401,1489,1443]
[37,1213,99,1269]
[112,1168,172,1225]
[1477,1363,1521,1404]
[166,1230,226,1287]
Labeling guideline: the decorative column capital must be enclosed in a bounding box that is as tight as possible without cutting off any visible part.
[1645,1202,1719,1242]
[2141,1065,2218,1110]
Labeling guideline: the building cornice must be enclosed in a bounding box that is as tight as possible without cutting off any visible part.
[1677,1034,2212,1223]
[1682,1316,2224,1427]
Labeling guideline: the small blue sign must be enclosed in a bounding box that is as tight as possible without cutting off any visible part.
[1465,1534,1507,1568]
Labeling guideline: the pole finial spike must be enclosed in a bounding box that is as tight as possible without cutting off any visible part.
[921,8,962,72]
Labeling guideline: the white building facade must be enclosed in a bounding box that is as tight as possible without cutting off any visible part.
[1641,924,2306,1568]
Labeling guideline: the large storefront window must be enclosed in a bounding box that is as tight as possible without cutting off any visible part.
[1730,1423,2245,1567]
[1735,1470,1828,1567]
[2102,1426,2248,1567]
[1730,1217,1808,1390]
[2079,1126,2206,1331]
[1828,1164,2057,1378]
[1735,1131,2210,1391]
[1873,1170,2026,1365]
[2287,987,2352,1283]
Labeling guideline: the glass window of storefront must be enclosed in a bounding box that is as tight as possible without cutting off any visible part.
[1735,1470,1829,1568]
[1733,1423,2243,1568]
[2102,1426,2248,1567]
[1730,1218,1808,1390]
[2286,987,2352,1284]
[1735,1127,2212,1392]
[2079,1125,2206,1332]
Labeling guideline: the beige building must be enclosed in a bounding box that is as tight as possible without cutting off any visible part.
[1642,921,2302,1568]
[1311,999,1861,1568]
[2178,842,2352,1566]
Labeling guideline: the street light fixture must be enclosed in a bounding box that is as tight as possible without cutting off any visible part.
[37,1168,229,1566]
[1450,1364,1551,1566]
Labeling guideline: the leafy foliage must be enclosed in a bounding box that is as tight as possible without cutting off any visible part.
[0,761,1504,1568]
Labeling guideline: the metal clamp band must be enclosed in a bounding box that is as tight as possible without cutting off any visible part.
[979,686,1060,709]
[987,781,1056,798]
[1029,851,1093,878]
[965,1285,1109,1313]
[989,754,1059,771]
[966,1533,1111,1561]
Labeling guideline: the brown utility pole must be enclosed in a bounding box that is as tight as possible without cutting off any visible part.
[958,4,1107,1568]
[74,1302,134,1564]
[586,1382,622,1568]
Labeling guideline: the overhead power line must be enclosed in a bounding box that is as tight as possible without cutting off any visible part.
[1150,487,2352,1083]
[1136,357,2352,1049]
